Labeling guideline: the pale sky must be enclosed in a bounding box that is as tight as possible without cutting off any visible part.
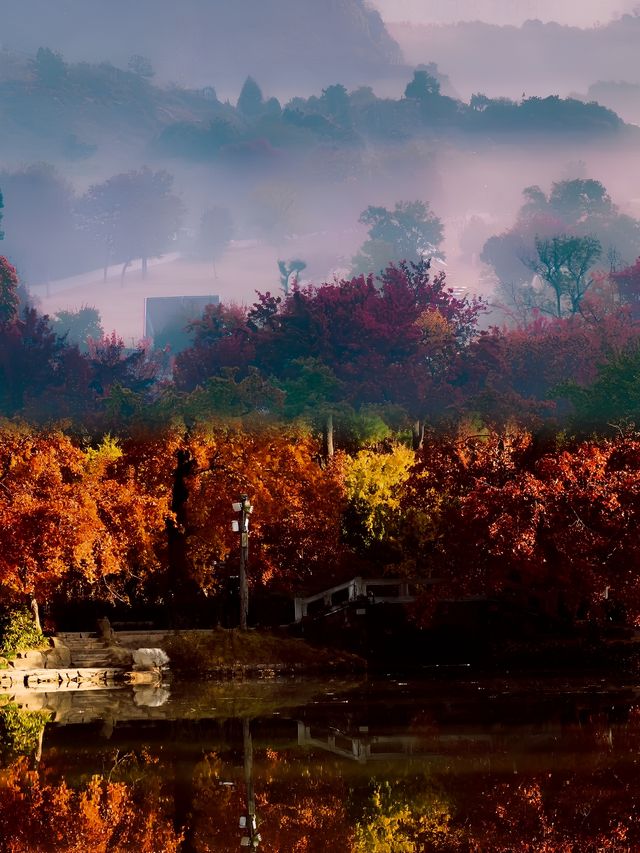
[372,0,637,26]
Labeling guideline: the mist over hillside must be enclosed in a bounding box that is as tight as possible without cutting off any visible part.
[390,13,640,99]
[0,0,402,97]
[375,0,634,27]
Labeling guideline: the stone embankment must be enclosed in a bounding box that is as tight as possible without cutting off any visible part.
[0,666,127,691]
[1,630,169,692]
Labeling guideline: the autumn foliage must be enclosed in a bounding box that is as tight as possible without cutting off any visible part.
[0,757,182,852]
[399,428,640,627]
[1,256,640,632]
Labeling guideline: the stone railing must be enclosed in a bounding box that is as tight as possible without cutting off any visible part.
[293,576,416,622]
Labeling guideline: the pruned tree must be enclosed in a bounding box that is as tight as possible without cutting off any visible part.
[277,258,306,295]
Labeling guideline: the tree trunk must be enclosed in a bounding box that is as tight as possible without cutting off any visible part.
[33,725,44,766]
[121,259,132,286]
[29,596,41,633]
[323,412,334,460]
[412,420,425,452]
[239,508,249,631]
[166,447,198,625]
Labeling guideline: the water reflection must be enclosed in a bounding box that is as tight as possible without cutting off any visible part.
[1,675,640,851]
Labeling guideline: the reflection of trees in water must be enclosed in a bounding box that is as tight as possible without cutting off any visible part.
[4,703,640,850]
[0,754,182,852]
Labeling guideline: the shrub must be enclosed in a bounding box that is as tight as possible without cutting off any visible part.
[0,704,50,758]
[0,608,45,659]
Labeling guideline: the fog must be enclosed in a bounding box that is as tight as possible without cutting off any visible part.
[373,0,635,27]
[389,13,640,100]
[2,1,640,343]
[0,0,401,97]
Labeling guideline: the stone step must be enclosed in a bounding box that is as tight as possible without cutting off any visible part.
[71,652,112,666]
[67,646,109,655]
[66,646,109,653]
[56,633,99,640]
[71,654,114,661]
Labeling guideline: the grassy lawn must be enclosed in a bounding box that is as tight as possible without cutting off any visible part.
[164,628,365,675]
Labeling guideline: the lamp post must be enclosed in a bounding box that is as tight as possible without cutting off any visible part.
[232,494,253,630]
[239,718,261,848]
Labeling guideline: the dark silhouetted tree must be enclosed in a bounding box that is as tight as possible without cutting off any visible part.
[193,207,233,277]
[237,76,264,117]
[525,234,602,317]
[0,164,77,286]
[32,47,66,86]
[51,306,103,353]
[404,69,440,101]
[0,257,19,326]
[80,167,183,282]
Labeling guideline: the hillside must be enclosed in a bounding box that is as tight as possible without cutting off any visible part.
[390,14,640,99]
[1,0,402,96]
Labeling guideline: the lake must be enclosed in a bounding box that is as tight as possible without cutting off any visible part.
[2,670,639,851]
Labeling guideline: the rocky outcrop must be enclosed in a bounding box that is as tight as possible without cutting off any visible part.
[9,642,72,670]
[132,648,170,670]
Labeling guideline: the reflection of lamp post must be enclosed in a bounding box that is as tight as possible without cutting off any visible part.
[239,718,261,848]
[232,494,253,630]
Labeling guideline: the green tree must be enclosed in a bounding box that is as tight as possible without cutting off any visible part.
[0,257,20,326]
[278,258,306,295]
[32,47,66,86]
[237,75,264,117]
[0,164,77,286]
[352,201,444,275]
[51,306,103,353]
[525,234,602,317]
[128,54,154,78]
[563,343,640,432]
[320,83,351,124]
[548,178,614,221]
[484,178,640,322]
[404,69,440,101]
[80,167,184,282]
